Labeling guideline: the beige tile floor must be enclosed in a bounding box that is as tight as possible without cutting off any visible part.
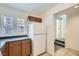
[40,48,79,56]
[55,48,79,56]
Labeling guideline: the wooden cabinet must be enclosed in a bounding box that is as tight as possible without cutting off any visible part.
[1,39,31,56]
[28,16,42,22]
[1,43,8,56]
[22,39,31,56]
[8,40,21,56]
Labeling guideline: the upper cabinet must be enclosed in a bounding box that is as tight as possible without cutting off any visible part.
[28,16,42,22]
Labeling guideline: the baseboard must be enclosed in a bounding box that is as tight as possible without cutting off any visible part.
[38,51,47,56]
[30,51,54,56]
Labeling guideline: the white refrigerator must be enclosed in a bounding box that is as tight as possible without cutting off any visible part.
[29,22,46,56]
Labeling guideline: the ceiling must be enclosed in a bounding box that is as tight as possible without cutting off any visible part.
[0,3,57,15]
[55,4,79,17]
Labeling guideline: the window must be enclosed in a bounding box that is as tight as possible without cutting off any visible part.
[0,16,2,35]
[17,18,25,33]
[0,15,27,37]
[3,16,15,34]
[56,15,67,41]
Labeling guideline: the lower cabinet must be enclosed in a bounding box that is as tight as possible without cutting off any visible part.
[1,43,8,56]
[8,40,21,56]
[22,39,31,56]
[1,39,31,56]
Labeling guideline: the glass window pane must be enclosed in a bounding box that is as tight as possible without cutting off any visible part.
[17,18,26,33]
[3,16,15,34]
[56,15,67,41]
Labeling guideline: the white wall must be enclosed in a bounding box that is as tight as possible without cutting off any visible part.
[65,9,79,51]
[41,3,77,55]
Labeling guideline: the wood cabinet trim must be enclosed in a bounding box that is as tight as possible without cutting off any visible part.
[28,16,42,22]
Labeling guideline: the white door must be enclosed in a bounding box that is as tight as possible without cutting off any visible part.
[32,34,46,56]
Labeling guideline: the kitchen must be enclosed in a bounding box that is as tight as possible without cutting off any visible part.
[0,3,79,56]
[0,3,48,56]
[0,14,46,56]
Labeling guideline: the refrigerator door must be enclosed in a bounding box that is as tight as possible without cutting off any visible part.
[31,34,46,56]
[29,23,46,35]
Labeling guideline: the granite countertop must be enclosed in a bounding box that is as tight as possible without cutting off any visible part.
[0,37,30,49]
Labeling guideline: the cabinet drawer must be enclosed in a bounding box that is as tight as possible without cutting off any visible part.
[22,39,30,44]
[8,40,21,46]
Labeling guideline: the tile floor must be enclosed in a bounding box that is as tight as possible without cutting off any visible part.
[40,48,79,56]
[55,48,79,56]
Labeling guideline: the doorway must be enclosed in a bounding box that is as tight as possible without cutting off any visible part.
[54,14,67,51]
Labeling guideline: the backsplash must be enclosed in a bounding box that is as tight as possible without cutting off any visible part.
[0,35,28,39]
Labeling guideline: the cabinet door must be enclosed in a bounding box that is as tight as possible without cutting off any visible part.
[22,39,31,56]
[8,40,21,56]
[1,43,8,56]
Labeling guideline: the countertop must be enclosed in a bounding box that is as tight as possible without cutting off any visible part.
[0,37,30,49]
